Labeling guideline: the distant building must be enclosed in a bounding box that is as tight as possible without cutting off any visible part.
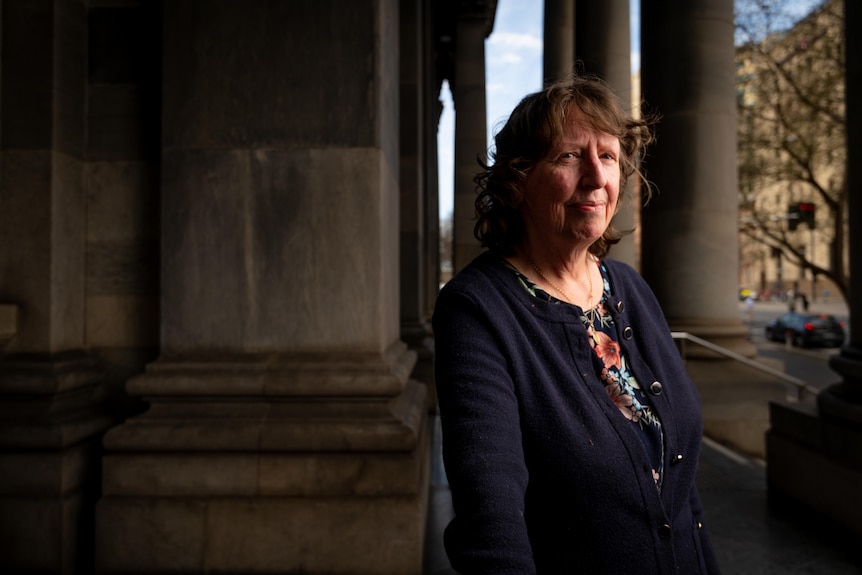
[736,0,848,302]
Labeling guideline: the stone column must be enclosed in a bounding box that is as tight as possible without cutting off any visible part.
[0,2,112,573]
[452,2,494,272]
[640,0,753,356]
[400,0,435,396]
[575,0,637,267]
[95,2,429,573]
[422,0,443,320]
[543,0,575,83]
[640,0,771,456]
[766,0,862,538]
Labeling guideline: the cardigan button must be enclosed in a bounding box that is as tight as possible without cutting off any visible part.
[649,381,663,395]
[658,523,672,537]
[622,326,634,340]
[616,300,625,313]
[672,453,684,464]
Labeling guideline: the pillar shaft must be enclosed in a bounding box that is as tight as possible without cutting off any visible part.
[640,0,753,355]
[422,0,443,320]
[401,0,426,331]
[575,0,637,267]
[0,2,111,573]
[452,6,491,272]
[400,0,436,401]
[543,0,575,83]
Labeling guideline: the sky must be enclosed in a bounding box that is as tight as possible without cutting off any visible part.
[437,0,545,221]
[436,0,822,220]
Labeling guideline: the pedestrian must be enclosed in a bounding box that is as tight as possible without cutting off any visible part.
[745,295,755,324]
[800,292,809,312]
[433,74,721,574]
[788,289,797,312]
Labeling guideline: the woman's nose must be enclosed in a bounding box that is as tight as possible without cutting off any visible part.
[580,152,608,189]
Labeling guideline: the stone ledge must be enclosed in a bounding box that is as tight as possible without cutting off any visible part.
[103,424,427,497]
[96,488,429,574]
[767,428,862,538]
[0,352,104,395]
[104,380,426,453]
[769,400,862,469]
[128,341,417,398]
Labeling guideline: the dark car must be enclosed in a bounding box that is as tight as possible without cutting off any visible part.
[764,312,846,348]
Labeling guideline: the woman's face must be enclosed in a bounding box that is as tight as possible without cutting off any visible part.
[520,106,621,252]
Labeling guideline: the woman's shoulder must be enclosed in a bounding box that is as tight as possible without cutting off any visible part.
[602,258,648,287]
[440,251,509,293]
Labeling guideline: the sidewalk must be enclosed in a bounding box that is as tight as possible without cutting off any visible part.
[697,437,860,574]
[423,416,862,574]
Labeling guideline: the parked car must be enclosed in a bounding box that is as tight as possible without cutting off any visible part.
[764,312,846,348]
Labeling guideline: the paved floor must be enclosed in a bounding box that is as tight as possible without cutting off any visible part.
[423,416,862,574]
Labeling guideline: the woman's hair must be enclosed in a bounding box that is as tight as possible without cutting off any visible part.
[473,74,658,258]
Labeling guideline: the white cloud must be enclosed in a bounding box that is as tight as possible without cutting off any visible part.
[490,52,524,65]
[488,31,543,52]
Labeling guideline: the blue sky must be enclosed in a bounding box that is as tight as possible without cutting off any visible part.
[436,0,822,220]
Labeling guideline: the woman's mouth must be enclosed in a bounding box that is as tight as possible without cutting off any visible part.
[570,201,603,213]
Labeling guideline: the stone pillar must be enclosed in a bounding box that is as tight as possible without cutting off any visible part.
[423,0,442,319]
[94,2,430,574]
[766,0,862,538]
[575,0,637,268]
[640,0,753,356]
[0,1,112,573]
[640,0,770,456]
[543,0,575,84]
[85,0,163,414]
[452,2,494,272]
[400,0,435,396]
[423,85,442,321]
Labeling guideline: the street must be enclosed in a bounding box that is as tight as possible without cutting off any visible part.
[739,298,850,391]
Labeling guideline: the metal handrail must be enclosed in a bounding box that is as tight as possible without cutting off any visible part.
[671,331,820,401]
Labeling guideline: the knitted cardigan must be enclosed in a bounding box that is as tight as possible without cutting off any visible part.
[432,251,721,574]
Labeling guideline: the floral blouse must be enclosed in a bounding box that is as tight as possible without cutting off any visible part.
[507,259,666,490]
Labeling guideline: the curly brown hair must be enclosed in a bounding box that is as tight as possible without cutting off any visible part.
[473,74,657,258]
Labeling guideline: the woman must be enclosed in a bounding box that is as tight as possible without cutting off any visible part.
[432,75,721,574]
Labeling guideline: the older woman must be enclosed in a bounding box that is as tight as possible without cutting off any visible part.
[432,75,721,574]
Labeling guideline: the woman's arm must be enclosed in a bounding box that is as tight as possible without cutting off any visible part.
[433,286,536,575]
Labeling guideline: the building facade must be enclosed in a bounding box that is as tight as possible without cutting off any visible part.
[736,0,848,304]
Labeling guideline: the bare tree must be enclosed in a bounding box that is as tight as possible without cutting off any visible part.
[736,0,848,302]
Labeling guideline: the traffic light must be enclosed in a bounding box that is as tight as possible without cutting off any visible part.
[788,202,815,230]
[798,202,815,229]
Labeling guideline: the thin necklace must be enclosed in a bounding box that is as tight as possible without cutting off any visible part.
[529,257,593,308]
[530,257,600,341]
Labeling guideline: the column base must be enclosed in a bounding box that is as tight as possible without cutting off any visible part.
[0,352,112,575]
[96,348,430,574]
[686,353,794,458]
[820,345,862,424]
[401,320,436,410]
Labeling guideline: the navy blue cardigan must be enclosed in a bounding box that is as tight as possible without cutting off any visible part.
[433,252,721,574]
